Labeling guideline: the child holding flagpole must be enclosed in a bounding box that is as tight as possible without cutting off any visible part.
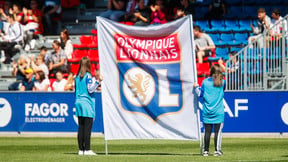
[194,64,225,156]
[75,57,102,155]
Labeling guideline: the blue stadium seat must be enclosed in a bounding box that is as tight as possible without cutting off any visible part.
[194,20,210,32]
[214,40,226,46]
[234,33,248,45]
[215,48,229,60]
[210,20,225,32]
[209,33,219,43]
[224,20,240,32]
[230,47,243,53]
[239,20,252,32]
[220,33,234,46]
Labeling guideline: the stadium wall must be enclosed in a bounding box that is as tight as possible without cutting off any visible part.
[0,92,287,133]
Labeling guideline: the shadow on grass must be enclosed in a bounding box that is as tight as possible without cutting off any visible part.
[64,153,79,155]
[64,152,201,156]
[281,155,288,157]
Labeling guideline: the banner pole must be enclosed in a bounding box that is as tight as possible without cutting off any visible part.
[188,14,202,155]
[197,109,203,155]
[105,140,108,155]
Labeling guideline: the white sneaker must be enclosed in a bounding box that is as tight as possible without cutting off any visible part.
[214,151,223,156]
[78,150,84,155]
[0,51,5,62]
[203,151,209,156]
[84,150,97,156]
[30,39,36,49]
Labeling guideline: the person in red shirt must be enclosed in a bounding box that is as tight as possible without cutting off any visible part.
[30,0,43,34]
[150,0,167,25]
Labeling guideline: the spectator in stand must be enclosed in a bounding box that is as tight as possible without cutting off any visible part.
[270,9,286,36]
[206,0,226,19]
[125,0,138,19]
[130,0,151,26]
[33,71,51,91]
[218,51,241,90]
[8,55,28,90]
[175,0,194,19]
[49,40,68,75]
[218,52,239,73]
[22,6,39,50]
[0,1,11,22]
[266,9,286,47]
[193,25,215,64]
[31,54,49,79]
[64,72,75,91]
[52,70,67,91]
[11,3,25,25]
[0,14,24,64]
[94,67,102,91]
[42,0,62,34]
[19,68,36,91]
[30,0,43,35]
[100,0,127,22]
[248,8,271,48]
[59,28,73,59]
[39,46,50,65]
[150,0,167,25]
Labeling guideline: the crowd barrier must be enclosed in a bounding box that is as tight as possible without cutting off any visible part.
[0,92,287,133]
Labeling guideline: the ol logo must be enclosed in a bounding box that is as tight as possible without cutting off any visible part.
[0,98,12,127]
[119,63,183,121]
[123,67,155,106]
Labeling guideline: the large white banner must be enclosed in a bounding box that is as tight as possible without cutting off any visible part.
[97,16,200,140]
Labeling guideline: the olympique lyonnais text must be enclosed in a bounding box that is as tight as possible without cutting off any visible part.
[115,34,181,62]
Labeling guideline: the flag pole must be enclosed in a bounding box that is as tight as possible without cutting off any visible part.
[105,140,108,155]
[197,109,203,155]
[188,14,202,155]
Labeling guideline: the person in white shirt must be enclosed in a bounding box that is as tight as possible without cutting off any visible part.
[266,9,286,47]
[0,14,23,64]
[270,9,286,35]
[59,28,73,59]
[52,71,67,91]
[33,71,51,91]
[31,54,49,79]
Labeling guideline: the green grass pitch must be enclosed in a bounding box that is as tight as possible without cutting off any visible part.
[0,137,288,161]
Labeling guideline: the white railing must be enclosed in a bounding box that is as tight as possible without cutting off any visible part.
[225,15,288,91]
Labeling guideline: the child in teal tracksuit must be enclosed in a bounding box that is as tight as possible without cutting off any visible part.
[75,57,101,156]
[194,64,226,157]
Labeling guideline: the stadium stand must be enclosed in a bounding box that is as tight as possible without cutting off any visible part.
[0,0,287,90]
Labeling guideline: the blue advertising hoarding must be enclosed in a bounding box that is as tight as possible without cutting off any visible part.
[0,92,103,133]
[0,91,288,133]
